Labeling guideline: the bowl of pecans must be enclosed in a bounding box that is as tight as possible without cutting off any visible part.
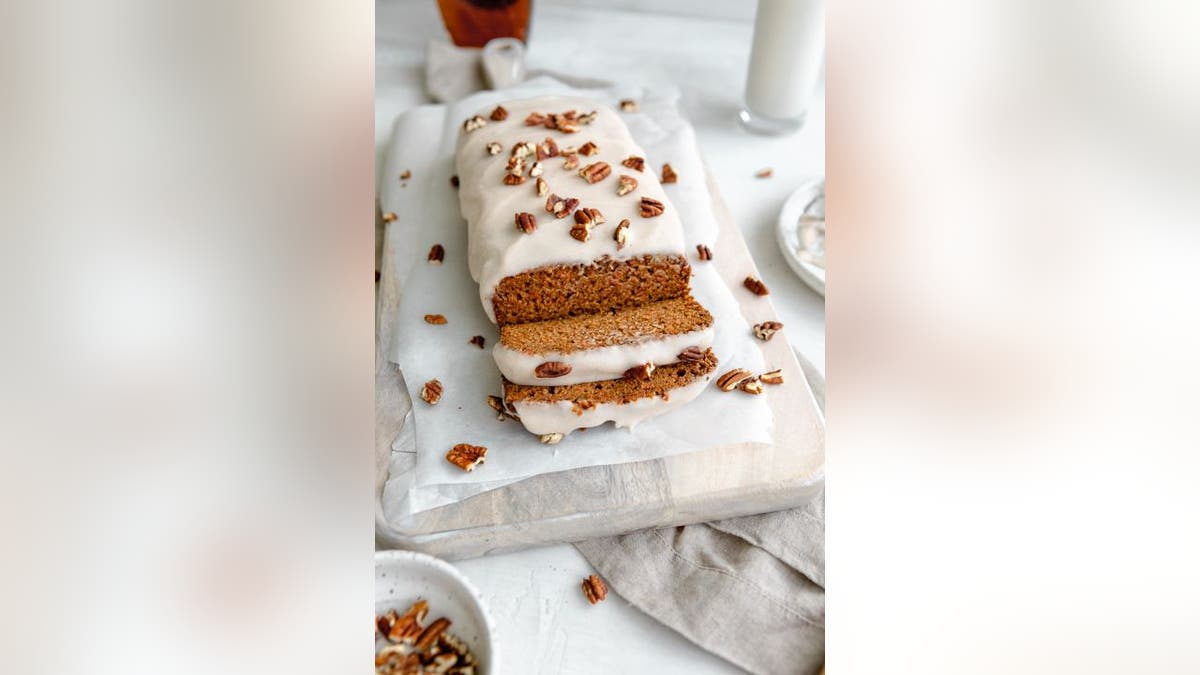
[375,550,496,674]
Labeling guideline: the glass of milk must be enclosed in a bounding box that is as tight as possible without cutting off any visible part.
[738,0,825,135]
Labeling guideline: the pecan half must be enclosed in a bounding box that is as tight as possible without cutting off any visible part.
[450,174,459,188]
[490,105,508,121]
[382,211,397,223]
[469,335,485,349]
[616,174,638,196]
[621,155,645,172]
[574,207,605,226]
[578,161,612,184]
[717,368,755,392]
[535,361,572,378]
[445,444,487,472]
[619,99,639,112]
[562,151,579,170]
[639,196,665,217]
[740,377,765,395]
[503,172,526,185]
[623,362,655,380]
[661,163,678,183]
[400,169,412,180]
[582,574,608,604]
[755,167,773,179]
[613,219,630,250]
[744,276,770,296]
[486,141,502,156]
[424,314,447,325]
[427,244,444,264]
[463,115,487,132]
[697,244,713,261]
[420,379,443,405]
[753,320,784,340]
[760,368,784,385]
[515,211,537,234]
[677,346,706,362]
[539,432,564,445]
[415,617,451,651]
[536,176,548,197]
[524,111,547,126]
[578,141,599,156]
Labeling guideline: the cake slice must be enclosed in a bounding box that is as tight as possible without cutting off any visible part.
[494,295,714,386]
[502,349,719,436]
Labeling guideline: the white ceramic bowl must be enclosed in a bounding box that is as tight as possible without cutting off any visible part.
[375,550,497,673]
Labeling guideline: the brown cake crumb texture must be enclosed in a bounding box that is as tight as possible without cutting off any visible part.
[503,348,717,408]
[500,295,713,354]
[491,254,692,326]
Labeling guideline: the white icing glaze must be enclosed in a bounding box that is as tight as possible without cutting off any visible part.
[510,374,713,436]
[454,96,686,323]
[494,326,714,386]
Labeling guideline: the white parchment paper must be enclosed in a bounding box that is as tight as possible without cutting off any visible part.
[381,79,772,517]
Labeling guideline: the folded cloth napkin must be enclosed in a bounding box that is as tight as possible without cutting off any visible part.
[420,38,825,675]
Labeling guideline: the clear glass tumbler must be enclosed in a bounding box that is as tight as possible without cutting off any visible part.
[738,0,826,135]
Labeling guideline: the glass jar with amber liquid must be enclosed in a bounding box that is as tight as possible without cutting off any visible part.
[437,0,531,47]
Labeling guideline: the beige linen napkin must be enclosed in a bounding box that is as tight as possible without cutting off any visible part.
[420,40,825,675]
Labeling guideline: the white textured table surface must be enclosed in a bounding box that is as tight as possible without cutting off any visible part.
[376,1,824,671]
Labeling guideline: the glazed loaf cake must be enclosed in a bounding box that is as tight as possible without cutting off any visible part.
[454,95,717,436]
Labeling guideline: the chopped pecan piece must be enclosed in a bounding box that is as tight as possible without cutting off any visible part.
[537,136,560,159]
[556,117,580,133]
[539,432,564,445]
[582,574,608,604]
[536,176,548,197]
[760,368,784,385]
[661,163,678,183]
[755,167,773,178]
[424,314,447,325]
[511,141,536,159]
[613,219,630,250]
[740,377,764,395]
[753,321,784,340]
[524,111,547,126]
[486,141,502,156]
[697,244,713,261]
[677,346,706,362]
[490,105,508,121]
[743,276,770,295]
[571,399,596,416]
[420,379,443,405]
[717,368,755,392]
[578,141,599,156]
[578,161,612,184]
[547,194,578,218]
[619,99,639,112]
[616,174,638,196]
[639,197,665,217]
[445,443,487,471]
[503,172,526,185]
[469,335,485,349]
[562,151,579,170]
[621,155,645,172]
[415,617,451,651]
[569,222,590,242]
[382,211,397,223]
[545,193,561,213]
[486,395,504,413]
[574,207,605,226]
[528,161,543,177]
[400,169,412,180]
[427,244,445,264]
[578,110,598,124]
[463,115,487,132]
[535,361,572,378]
[623,362,655,380]
[450,174,459,188]
[515,211,537,234]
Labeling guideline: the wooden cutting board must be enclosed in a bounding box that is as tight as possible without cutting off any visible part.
[375,166,825,560]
